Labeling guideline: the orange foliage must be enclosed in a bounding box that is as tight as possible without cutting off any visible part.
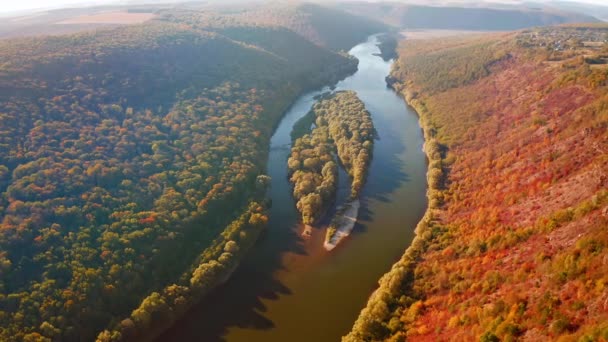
[385,27,608,341]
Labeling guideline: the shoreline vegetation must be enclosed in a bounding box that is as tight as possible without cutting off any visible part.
[347,31,503,342]
[344,70,446,342]
[98,201,269,342]
[287,91,375,249]
[348,25,608,341]
[288,124,339,227]
[0,3,388,341]
[97,55,361,342]
[374,32,399,61]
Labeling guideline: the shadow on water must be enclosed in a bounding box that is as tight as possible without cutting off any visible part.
[349,152,411,239]
[158,35,427,342]
[158,93,317,342]
[158,219,305,341]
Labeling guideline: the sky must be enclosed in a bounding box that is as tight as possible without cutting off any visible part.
[2,0,608,14]
[1,0,112,13]
[0,0,144,14]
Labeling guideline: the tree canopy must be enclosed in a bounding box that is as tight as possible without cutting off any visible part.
[0,3,382,340]
[288,91,374,232]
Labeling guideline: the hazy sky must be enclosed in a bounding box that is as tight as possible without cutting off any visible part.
[2,0,608,14]
[1,0,120,13]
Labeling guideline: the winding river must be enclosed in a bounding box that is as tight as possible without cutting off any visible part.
[160,35,427,342]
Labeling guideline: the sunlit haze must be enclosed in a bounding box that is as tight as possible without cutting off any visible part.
[0,0,607,338]
[1,0,115,13]
[2,0,608,14]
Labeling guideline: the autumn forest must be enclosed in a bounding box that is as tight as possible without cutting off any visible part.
[0,4,379,341]
[1,1,607,342]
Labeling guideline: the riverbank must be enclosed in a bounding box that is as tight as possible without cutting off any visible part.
[349,27,608,340]
[158,34,428,342]
[323,199,360,250]
[94,57,361,342]
[344,78,447,342]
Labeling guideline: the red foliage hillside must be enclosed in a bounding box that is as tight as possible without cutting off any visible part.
[347,26,608,341]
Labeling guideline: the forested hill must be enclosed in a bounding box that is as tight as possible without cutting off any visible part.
[347,26,608,341]
[0,4,378,341]
[338,3,599,30]
[160,2,388,51]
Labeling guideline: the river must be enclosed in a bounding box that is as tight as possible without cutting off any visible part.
[159,35,427,342]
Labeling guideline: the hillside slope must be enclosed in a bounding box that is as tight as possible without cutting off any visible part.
[260,2,387,50]
[339,3,599,30]
[347,26,608,341]
[0,11,362,342]
[160,3,387,51]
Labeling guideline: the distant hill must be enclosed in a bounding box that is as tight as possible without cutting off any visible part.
[0,2,388,51]
[338,2,599,30]
[543,1,608,22]
[161,2,388,51]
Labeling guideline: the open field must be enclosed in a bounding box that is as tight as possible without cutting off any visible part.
[0,7,161,39]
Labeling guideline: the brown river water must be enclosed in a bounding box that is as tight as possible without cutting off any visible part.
[158,35,428,342]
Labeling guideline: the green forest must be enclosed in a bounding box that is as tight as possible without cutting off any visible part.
[3,0,606,340]
[288,91,374,236]
[289,123,338,225]
[0,4,383,341]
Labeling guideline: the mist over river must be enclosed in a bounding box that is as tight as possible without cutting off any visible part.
[159,35,428,342]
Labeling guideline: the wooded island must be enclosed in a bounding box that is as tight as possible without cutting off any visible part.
[288,91,374,249]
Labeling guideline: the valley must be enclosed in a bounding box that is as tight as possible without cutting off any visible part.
[159,34,428,342]
[348,24,608,342]
[0,1,606,341]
